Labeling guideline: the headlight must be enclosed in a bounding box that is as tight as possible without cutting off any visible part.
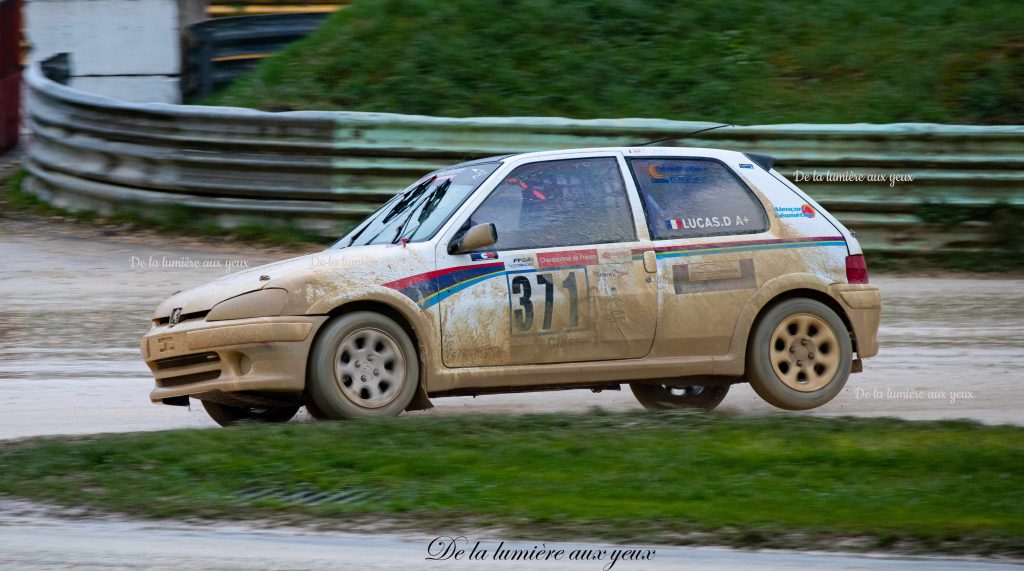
[206,288,289,321]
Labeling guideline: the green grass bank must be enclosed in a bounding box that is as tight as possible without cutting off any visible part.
[2,412,1022,555]
[210,0,1024,124]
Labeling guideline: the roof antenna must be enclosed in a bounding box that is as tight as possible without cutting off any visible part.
[639,123,734,146]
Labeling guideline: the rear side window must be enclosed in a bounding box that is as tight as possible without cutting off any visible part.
[470,157,636,250]
[629,158,768,240]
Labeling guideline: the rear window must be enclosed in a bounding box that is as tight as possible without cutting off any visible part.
[629,158,768,240]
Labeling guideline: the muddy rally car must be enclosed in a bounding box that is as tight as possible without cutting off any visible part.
[142,147,881,426]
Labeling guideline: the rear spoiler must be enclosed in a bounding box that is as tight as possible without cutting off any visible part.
[744,152,775,171]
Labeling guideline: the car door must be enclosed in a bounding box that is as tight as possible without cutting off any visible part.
[626,155,773,358]
[436,153,658,368]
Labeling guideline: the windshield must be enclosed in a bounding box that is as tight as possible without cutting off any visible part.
[335,162,501,248]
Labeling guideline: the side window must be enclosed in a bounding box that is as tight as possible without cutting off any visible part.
[470,157,636,250]
[629,158,768,239]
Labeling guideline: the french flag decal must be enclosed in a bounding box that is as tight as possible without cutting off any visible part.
[666,219,684,230]
[470,251,499,261]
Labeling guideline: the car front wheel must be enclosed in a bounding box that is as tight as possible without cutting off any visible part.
[307,311,420,419]
[747,298,852,410]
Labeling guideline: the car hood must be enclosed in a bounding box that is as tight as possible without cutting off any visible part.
[152,253,321,318]
[151,244,430,319]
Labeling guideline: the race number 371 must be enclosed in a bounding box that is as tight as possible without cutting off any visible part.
[507,269,589,335]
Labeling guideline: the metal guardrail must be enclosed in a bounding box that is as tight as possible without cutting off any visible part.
[183,13,330,102]
[23,63,1024,253]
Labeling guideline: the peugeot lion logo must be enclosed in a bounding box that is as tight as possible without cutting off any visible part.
[168,307,183,327]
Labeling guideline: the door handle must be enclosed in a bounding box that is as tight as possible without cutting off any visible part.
[642,250,657,274]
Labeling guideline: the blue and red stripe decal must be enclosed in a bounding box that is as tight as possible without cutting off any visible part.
[634,235,846,260]
[383,262,505,310]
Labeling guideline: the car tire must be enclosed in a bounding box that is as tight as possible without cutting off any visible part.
[630,382,730,411]
[747,298,852,410]
[307,311,420,419]
[201,400,300,427]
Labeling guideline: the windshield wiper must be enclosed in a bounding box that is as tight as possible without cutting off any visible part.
[393,179,451,244]
[356,176,437,246]
[382,176,436,223]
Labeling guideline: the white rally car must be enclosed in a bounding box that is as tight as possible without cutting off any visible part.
[142,147,881,426]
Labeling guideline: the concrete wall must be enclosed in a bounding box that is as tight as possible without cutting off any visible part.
[24,0,181,103]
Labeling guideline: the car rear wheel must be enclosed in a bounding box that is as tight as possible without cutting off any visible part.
[747,298,852,410]
[630,382,730,411]
[308,311,420,419]
[201,400,300,427]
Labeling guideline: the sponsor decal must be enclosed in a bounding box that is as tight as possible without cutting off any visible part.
[739,163,753,169]
[775,204,816,219]
[470,251,499,261]
[596,268,629,279]
[598,249,632,264]
[651,236,846,259]
[647,163,709,184]
[537,248,599,269]
[673,259,757,294]
[507,255,536,271]
[665,215,752,231]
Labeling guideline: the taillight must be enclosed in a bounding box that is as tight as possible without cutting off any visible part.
[846,254,869,284]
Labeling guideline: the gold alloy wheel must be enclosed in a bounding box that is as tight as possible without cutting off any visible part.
[333,327,407,409]
[770,313,841,392]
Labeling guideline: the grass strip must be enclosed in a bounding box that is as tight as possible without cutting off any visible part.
[1,411,1022,555]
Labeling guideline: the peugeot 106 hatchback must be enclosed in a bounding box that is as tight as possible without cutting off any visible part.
[142,147,881,426]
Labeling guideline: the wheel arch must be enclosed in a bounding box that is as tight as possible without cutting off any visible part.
[720,273,857,376]
[306,296,436,411]
[747,288,857,355]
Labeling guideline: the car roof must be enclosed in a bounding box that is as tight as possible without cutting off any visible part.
[450,147,770,171]
[443,155,515,169]
[504,146,746,161]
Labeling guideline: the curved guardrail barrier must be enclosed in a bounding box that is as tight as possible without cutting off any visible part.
[23,63,1024,252]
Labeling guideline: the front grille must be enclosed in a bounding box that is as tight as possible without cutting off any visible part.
[157,370,222,388]
[154,310,209,326]
[154,351,220,370]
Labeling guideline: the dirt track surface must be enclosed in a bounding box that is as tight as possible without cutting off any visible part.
[1,218,1022,439]
[0,500,1020,571]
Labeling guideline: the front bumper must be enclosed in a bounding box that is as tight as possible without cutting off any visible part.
[828,283,881,358]
[142,315,329,403]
